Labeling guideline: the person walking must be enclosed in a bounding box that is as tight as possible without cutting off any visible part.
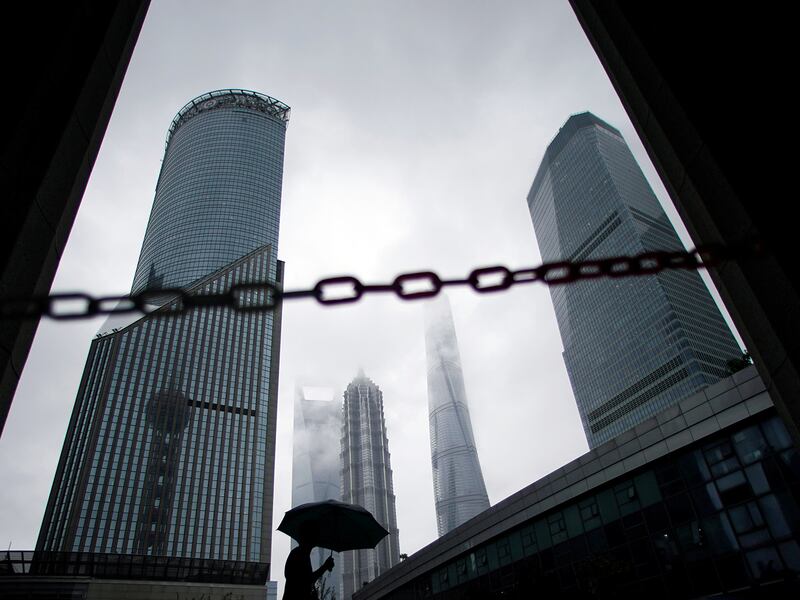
[283,538,334,600]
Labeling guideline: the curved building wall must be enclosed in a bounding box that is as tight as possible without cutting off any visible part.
[424,295,490,537]
[131,90,289,293]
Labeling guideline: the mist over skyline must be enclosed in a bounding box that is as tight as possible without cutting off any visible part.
[0,2,744,596]
[292,383,341,510]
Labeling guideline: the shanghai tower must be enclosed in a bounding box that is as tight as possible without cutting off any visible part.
[36,90,289,581]
[527,112,742,448]
[424,294,490,536]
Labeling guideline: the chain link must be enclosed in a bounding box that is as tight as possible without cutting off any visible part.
[0,241,764,321]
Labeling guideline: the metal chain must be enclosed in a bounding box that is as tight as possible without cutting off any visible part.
[0,240,764,321]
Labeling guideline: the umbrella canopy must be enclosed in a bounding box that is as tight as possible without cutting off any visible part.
[277,499,389,552]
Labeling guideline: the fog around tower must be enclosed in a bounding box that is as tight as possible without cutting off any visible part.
[0,1,745,595]
[424,294,491,536]
[292,384,342,507]
[423,296,460,374]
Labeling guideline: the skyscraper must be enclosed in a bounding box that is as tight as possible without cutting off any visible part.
[291,383,342,596]
[424,294,490,536]
[292,383,342,512]
[340,371,400,600]
[527,112,742,448]
[36,90,289,580]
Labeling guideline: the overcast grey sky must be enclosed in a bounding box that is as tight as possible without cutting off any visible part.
[0,0,742,594]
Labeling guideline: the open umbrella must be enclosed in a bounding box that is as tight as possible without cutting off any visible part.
[277,499,389,552]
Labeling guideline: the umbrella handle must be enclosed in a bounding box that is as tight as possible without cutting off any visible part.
[326,549,334,572]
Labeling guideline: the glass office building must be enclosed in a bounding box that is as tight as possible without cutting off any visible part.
[131,89,289,293]
[341,371,401,599]
[527,112,742,447]
[424,295,490,536]
[292,383,342,511]
[36,90,289,579]
[292,383,342,596]
[352,368,800,599]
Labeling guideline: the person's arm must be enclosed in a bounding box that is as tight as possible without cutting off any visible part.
[312,555,334,581]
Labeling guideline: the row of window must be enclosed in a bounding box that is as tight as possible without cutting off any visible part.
[404,414,800,598]
[44,251,277,564]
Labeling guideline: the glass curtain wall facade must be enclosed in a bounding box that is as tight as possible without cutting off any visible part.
[131,89,289,293]
[366,411,800,599]
[527,112,742,447]
[424,295,490,536]
[341,372,401,599]
[37,249,282,562]
[36,90,289,576]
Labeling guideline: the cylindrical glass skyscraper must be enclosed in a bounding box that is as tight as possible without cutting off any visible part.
[131,89,289,293]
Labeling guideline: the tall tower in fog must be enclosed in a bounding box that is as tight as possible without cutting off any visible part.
[291,383,342,596]
[340,371,400,599]
[424,294,490,536]
[37,90,289,581]
[291,383,341,510]
[527,112,742,448]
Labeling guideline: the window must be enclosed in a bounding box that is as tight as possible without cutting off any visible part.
[732,426,768,465]
[759,493,796,539]
[704,441,735,466]
[729,502,764,534]
[675,520,705,558]
[497,539,511,564]
[665,492,694,525]
[456,558,467,576]
[520,525,536,551]
[614,482,640,515]
[548,514,567,543]
[746,547,784,581]
[716,470,752,505]
[762,416,792,451]
[729,501,770,549]
[579,498,600,521]
[475,548,487,567]
[657,463,686,496]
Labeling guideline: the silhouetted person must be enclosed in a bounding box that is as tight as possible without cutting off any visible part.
[283,540,334,600]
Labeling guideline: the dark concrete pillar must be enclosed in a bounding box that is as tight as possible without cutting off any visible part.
[0,1,150,435]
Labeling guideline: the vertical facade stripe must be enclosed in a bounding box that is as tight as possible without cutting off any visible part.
[341,373,400,599]
[37,245,280,571]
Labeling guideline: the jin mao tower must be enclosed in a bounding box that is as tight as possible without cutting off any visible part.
[340,371,400,599]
